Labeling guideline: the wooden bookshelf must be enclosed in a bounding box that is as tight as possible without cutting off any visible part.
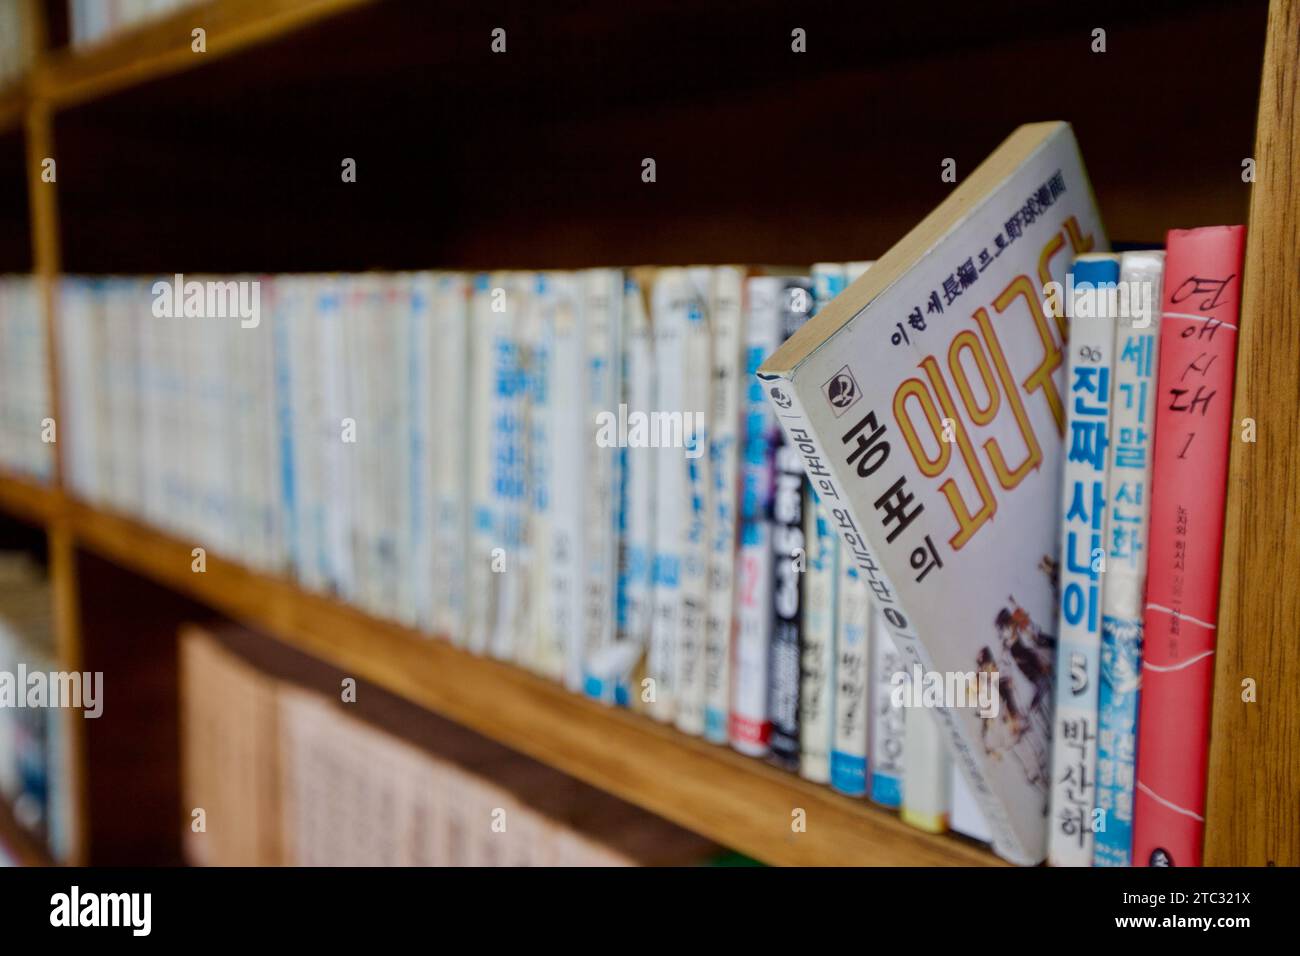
[0,0,1295,866]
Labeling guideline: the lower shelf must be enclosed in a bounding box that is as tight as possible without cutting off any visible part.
[1,475,1001,866]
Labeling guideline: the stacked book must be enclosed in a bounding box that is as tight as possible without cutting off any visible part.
[181,624,722,866]
[0,552,71,863]
[0,277,54,484]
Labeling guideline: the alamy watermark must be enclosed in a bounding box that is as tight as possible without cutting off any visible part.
[0,666,103,718]
[594,404,705,459]
[889,663,999,719]
[151,273,260,328]
[1043,273,1156,327]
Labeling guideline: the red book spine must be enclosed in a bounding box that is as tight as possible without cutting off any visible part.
[1133,225,1246,867]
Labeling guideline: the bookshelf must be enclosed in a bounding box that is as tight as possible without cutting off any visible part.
[0,0,1296,866]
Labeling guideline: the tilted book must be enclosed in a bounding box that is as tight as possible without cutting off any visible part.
[1133,225,1245,868]
[758,122,1107,864]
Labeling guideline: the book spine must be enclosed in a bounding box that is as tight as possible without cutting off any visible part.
[757,366,1033,864]
[599,274,655,704]
[767,278,813,770]
[582,270,623,694]
[467,274,499,654]
[549,274,586,683]
[271,278,298,583]
[524,274,557,677]
[703,266,744,742]
[1048,253,1121,867]
[1134,225,1245,868]
[831,562,871,796]
[866,601,903,805]
[1094,251,1163,867]
[799,488,838,782]
[648,270,686,722]
[902,707,951,833]
[730,277,779,757]
[801,264,847,779]
[674,270,713,736]
[489,274,528,662]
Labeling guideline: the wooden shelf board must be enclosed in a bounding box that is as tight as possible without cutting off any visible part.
[51,494,1000,867]
[0,473,60,526]
[36,0,375,109]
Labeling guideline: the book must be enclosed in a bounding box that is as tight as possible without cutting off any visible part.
[648,269,688,722]
[1048,252,1121,867]
[582,270,625,695]
[757,122,1107,864]
[951,770,993,844]
[466,274,499,654]
[674,269,713,736]
[731,276,782,756]
[799,264,847,781]
[1133,225,1245,868]
[703,267,746,742]
[429,273,471,645]
[597,273,656,703]
[548,274,590,686]
[800,489,838,783]
[1094,250,1164,867]
[902,707,951,833]
[767,277,815,770]
[866,602,904,805]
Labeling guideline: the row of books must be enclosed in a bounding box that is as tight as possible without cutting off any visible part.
[756,121,1243,867]
[47,267,985,845]
[1045,232,1243,868]
[181,624,724,866]
[69,0,202,48]
[0,552,72,864]
[0,278,54,484]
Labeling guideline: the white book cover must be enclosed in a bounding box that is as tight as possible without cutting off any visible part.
[488,273,529,661]
[950,770,993,844]
[581,269,623,695]
[832,561,871,796]
[647,268,688,722]
[703,266,744,742]
[730,275,782,756]
[409,273,437,633]
[757,123,1106,863]
[318,277,354,598]
[597,274,655,704]
[466,274,499,654]
[800,488,838,783]
[1047,252,1121,867]
[800,263,849,781]
[674,267,713,736]
[867,602,905,805]
[902,706,951,834]
[523,273,558,677]
[430,273,471,645]
[545,273,584,682]
[1094,250,1163,868]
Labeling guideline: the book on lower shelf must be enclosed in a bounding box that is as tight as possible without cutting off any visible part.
[179,624,723,867]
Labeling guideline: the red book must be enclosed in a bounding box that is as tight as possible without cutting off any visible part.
[1133,225,1245,867]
